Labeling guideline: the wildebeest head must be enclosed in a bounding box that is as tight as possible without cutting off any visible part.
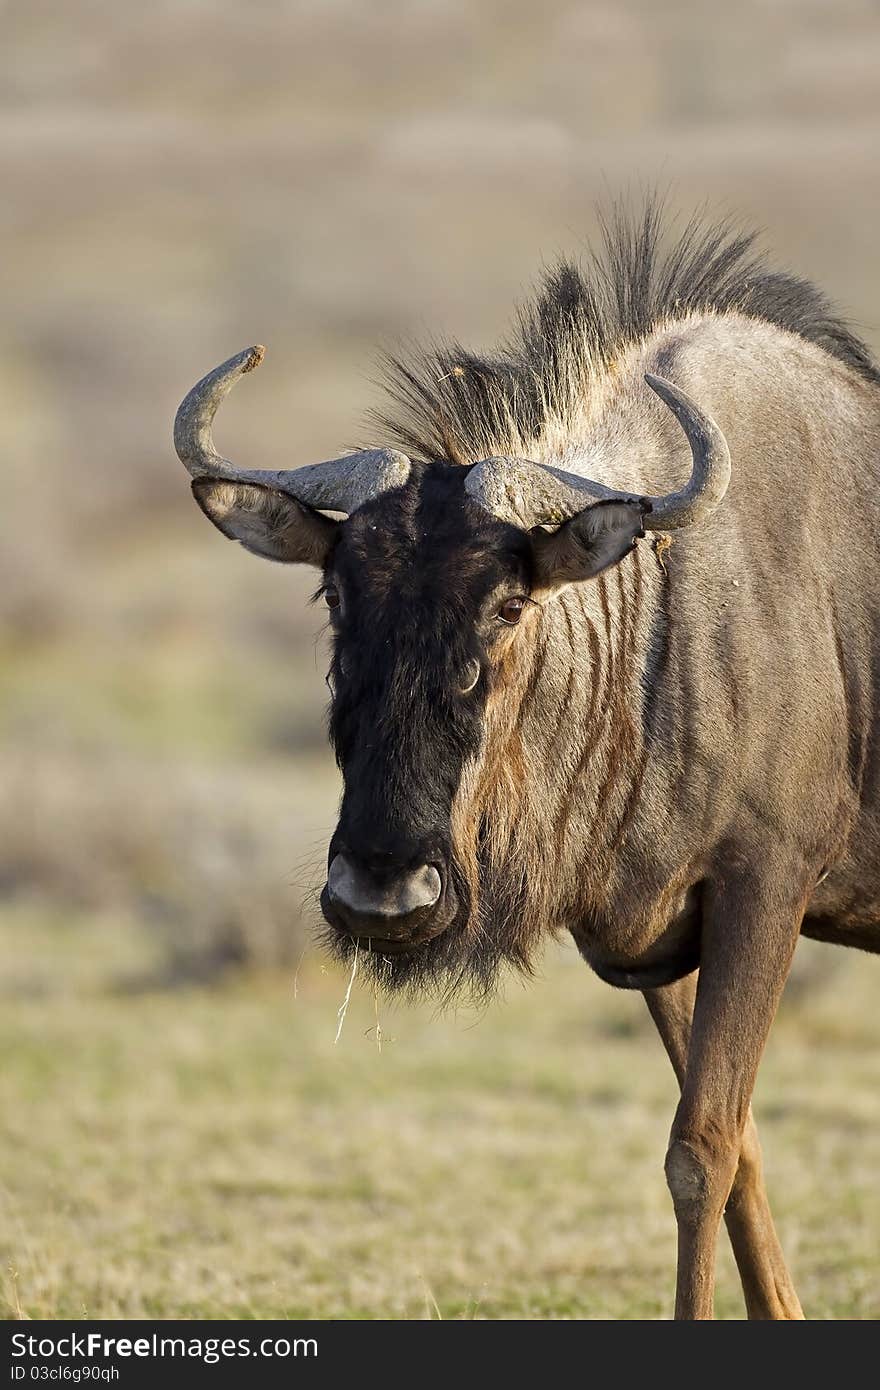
[175,347,729,996]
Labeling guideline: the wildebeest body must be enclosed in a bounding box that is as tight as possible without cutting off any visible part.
[500,312,880,985]
[176,205,879,1318]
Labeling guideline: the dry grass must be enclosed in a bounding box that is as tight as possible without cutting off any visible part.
[0,745,335,986]
[2,0,879,1323]
[0,928,877,1320]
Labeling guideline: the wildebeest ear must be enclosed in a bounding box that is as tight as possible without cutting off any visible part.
[530,499,648,593]
[192,480,339,566]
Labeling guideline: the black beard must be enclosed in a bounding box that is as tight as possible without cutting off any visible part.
[317,903,535,1010]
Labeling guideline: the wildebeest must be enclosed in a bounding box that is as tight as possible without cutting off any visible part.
[175,206,879,1319]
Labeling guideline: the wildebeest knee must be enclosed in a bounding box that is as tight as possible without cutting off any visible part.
[665,1133,737,1217]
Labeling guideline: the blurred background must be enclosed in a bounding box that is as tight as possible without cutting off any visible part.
[1,0,878,1319]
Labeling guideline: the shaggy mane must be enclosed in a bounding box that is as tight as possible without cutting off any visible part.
[372,200,880,465]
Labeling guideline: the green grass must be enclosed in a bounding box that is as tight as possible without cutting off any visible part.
[1,920,877,1320]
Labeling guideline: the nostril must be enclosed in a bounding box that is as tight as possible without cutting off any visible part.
[409,863,442,908]
[326,854,348,897]
[460,658,481,694]
[426,861,446,897]
[327,853,441,919]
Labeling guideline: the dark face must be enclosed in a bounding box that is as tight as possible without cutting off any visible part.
[318,462,534,991]
[193,443,647,997]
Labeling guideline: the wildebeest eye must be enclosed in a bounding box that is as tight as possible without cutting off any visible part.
[498,596,525,625]
[324,584,341,611]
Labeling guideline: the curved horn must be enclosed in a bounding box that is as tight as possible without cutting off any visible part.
[174,345,267,479]
[464,456,626,531]
[174,347,411,514]
[641,373,731,529]
[465,373,730,533]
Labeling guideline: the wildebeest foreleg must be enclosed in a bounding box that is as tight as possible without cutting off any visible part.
[657,878,804,1319]
[644,972,804,1319]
